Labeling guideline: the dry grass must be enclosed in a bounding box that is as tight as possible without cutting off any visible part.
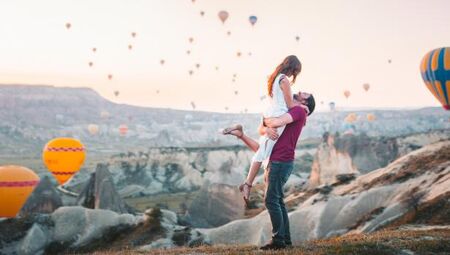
[82,227,450,255]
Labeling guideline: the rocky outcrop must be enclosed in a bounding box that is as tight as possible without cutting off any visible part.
[309,130,450,187]
[76,164,134,214]
[186,183,245,228]
[19,176,63,216]
[200,141,450,246]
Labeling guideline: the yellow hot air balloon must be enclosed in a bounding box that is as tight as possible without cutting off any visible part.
[43,138,86,185]
[88,124,99,135]
[344,90,351,99]
[367,113,376,122]
[420,47,450,110]
[345,113,357,123]
[218,11,229,24]
[0,165,40,217]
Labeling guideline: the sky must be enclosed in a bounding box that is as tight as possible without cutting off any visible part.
[0,0,449,113]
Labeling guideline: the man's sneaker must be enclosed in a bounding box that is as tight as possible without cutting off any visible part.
[260,241,286,250]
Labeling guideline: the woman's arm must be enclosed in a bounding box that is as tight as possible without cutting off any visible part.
[264,112,294,128]
[258,119,279,140]
[280,77,299,109]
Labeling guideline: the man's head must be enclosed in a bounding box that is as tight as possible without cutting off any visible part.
[294,91,315,116]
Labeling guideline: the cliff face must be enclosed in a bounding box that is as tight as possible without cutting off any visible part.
[309,130,450,187]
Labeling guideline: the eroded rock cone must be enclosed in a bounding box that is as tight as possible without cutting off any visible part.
[187,183,245,228]
[19,176,63,216]
[76,164,134,214]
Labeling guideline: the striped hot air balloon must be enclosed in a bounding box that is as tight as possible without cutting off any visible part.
[420,47,450,110]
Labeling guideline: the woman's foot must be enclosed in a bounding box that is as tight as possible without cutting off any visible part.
[238,182,252,206]
[222,124,243,138]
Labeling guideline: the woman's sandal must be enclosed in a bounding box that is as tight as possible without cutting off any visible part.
[238,182,252,206]
[222,124,243,138]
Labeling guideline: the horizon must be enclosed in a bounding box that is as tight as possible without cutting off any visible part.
[1,0,449,113]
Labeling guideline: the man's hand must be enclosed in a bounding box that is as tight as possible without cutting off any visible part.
[265,127,279,140]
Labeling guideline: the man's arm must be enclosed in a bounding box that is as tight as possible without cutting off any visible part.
[264,106,306,128]
[264,113,294,128]
[258,119,280,140]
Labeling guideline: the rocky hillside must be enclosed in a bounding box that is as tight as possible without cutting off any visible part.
[1,141,448,254]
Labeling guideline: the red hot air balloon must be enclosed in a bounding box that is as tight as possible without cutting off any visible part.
[344,90,351,99]
[218,11,229,24]
[119,124,128,136]
[363,83,370,92]
[108,74,113,80]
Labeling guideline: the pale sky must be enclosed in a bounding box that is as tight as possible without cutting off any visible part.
[0,0,449,113]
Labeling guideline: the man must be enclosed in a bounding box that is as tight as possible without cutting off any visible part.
[223,92,315,250]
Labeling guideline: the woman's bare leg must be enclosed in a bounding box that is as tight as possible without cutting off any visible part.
[227,129,260,152]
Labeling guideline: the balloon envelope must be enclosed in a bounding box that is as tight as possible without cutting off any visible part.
[363,83,370,92]
[0,165,40,217]
[88,124,99,135]
[249,15,257,26]
[367,113,376,121]
[43,138,85,185]
[420,47,450,110]
[344,90,351,98]
[119,124,128,136]
[218,11,229,24]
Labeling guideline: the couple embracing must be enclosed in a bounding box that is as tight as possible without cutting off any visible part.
[222,55,315,250]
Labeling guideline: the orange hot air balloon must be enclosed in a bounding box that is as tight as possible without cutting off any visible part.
[0,165,40,217]
[345,113,357,123]
[43,138,86,185]
[119,124,128,136]
[218,11,229,24]
[344,90,351,99]
[367,113,376,122]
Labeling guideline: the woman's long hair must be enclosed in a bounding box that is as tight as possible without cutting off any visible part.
[267,55,301,97]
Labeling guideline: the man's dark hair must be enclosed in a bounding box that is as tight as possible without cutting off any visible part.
[306,94,315,116]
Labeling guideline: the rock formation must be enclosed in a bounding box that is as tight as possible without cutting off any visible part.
[19,176,63,216]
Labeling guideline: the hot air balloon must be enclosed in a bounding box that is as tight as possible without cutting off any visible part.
[160,59,165,65]
[119,124,128,136]
[191,0,195,3]
[329,102,336,111]
[218,11,229,24]
[344,90,351,99]
[227,31,231,36]
[295,36,300,42]
[108,74,113,80]
[237,51,242,57]
[65,23,71,30]
[128,44,133,50]
[156,90,160,94]
[215,66,219,71]
[224,106,229,111]
[186,50,191,55]
[388,59,392,64]
[114,91,119,97]
[420,47,450,110]
[234,90,238,95]
[92,47,97,53]
[189,37,194,43]
[260,95,267,101]
[191,101,196,110]
[88,62,93,67]
[195,63,200,69]
[232,78,236,83]
[43,138,86,185]
[200,11,205,17]
[244,108,248,113]
[189,70,194,76]
[249,16,257,26]
[88,124,99,135]
[248,52,252,56]
[367,113,376,122]
[0,165,40,217]
[363,83,370,92]
[131,32,137,38]
[100,111,110,120]
[345,113,357,123]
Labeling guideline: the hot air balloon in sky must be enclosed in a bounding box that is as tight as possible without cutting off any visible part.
[237,51,242,57]
[200,11,205,17]
[249,15,257,26]
[92,47,97,53]
[43,138,86,185]
[344,90,351,99]
[108,74,113,80]
[195,63,200,69]
[186,50,191,55]
[128,44,133,50]
[218,11,229,24]
[227,31,231,36]
[88,62,93,67]
[189,37,194,43]
[131,32,136,38]
[191,101,196,110]
[0,165,40,217]
[189,70,194,76]
[234,90,238,95]
[114,91,119,97]
[295,36,300,42]
[88,124,99,135]
[363,83,370,92]
[420,47,450,110]
[329,102,336,111]
[119,124,128,136]
[65,22,71,29]
[160,59,165,65]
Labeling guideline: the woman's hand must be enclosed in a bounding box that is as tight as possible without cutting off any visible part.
[266,127,279,140]
[299,104,310,115]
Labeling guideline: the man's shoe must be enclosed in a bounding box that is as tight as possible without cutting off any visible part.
[260,241,286,250]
